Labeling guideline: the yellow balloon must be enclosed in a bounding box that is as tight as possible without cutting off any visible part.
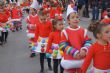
[52,54,57,59]
[38,38,41,42]
[60,51,64,56]
[46,39,48,43]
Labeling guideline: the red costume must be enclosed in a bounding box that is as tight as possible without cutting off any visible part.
[46,30,63,59]
[82,42,110,73]
[59,26,91,73]
[46,30,61,52]
[61,26,90,60]
[26,14,39,42]
[101,18,110,24]
[35,20,52,41]
[34,20,52,53]
[11,8,22,19]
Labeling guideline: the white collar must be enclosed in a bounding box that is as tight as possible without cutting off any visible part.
[67,26,80,31]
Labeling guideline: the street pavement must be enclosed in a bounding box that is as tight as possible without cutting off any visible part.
[0,13,95,73]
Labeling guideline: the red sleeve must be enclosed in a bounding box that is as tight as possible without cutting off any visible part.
[34,25,39,42]
[5,10,10,18]
[49,22,52,32]
[46,33,53,53]
[19,10,22,17]
[81,46,94,73]
[47,21,52,33]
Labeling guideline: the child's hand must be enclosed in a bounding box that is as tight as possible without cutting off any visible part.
[80,50,86,58]
[75,53,81,59]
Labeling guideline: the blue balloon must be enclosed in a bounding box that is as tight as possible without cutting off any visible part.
[46,53,51,58]
[42,39,45,43]
[31,46,36,51]
[51,46,54,50]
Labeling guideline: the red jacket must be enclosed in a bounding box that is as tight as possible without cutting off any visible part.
[61,26,90,60]
[46,30,61,52]
[11,8,22,19]
[0,12,9,23]
[35,20,52,42]
[101,18,110,24]
[82,42,110,73]
[26,14,39,33]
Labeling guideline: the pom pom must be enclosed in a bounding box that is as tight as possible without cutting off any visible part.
[54,46,58,50]
[41,44,45,48]
[46,39,48,43]
[60,51,64,56]
[31,46,36,51]
[46,53,51,58]
[34,43,38,46]
[52,53,57,59]
[49,49,53,54]
[42,39,45,43]
[31,43,34,47]
[54,50,58,54]
[38,38,41,42]
[51,46,55,50]
[41,48,45,52]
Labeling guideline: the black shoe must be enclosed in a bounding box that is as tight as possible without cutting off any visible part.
[30,53,36,58]
[39,69,44,73]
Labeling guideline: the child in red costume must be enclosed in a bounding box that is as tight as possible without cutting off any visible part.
[34,8,52,73]
[46,19,64,73]
[26,3,39,58]
[82,22,110,73]
[0,2,10,45]
[11,3,22,31]
[59,6,91,73]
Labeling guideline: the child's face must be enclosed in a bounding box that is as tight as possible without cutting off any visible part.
[0,6,3,12]
[55,21,64,30]
[99,25,110,42]
[39,15,47,23]
[30,8,36,15]
[68,12,80,28]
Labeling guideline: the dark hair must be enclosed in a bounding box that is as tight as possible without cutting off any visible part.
[38,8,47,16]
[52,19,62,31]
[0,1,4,7]
[88,21,109,38]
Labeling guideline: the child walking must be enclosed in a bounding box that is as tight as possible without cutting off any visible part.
[46,19,64,73]
[82,22,110,73]
[26,5,39,58]
[59,6,92,73]
[34,8,52,73]
[0,2,10,45]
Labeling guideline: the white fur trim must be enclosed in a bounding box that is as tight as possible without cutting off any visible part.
[104,15,109,19]
[61,58,84,69]
[84,29,87,38]
[68,26,80,31]
[62,30,68,40]
[55,13,58,16]
[27,33,35,38]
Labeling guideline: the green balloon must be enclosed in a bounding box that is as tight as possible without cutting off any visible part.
[54,50,58,54]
